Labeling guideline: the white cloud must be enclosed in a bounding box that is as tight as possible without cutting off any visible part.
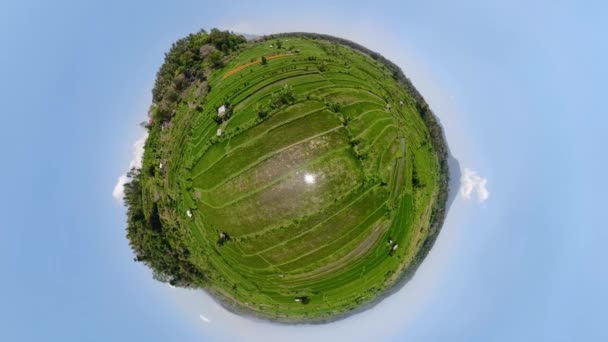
[112,133,148,202]
[112,174,129,201]
[460,168,490,202]
[199,314,211,323]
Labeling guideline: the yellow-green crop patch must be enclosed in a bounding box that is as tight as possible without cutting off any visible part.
[124,30,449,323]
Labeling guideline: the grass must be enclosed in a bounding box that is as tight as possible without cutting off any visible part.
[137,35,446,323]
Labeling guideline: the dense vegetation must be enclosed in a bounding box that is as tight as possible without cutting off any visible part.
[122,29,450,323]
[124,29,247,287]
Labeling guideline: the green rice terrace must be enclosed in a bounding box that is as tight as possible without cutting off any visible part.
[122,29,450,323]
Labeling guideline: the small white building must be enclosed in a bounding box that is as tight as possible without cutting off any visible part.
[186,210,193,218]
[392,244,398,251]
[217,105,226,117]
[399,100,404,105]
[159,162,163,169]
[216,128,223,136]
[294,298,302,302]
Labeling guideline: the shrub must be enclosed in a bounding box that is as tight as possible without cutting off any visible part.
[327,101,341,113]
[256,103,268,119]
[319,61,328,72]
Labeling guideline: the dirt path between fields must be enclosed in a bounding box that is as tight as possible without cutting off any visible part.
[223,53,292,79]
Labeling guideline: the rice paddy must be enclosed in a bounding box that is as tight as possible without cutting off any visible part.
[136,34,448,323]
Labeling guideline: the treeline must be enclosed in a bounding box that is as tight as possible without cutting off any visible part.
[151,28,246,123]
[124,28,247,287]
[393,101,450,288]
[123,168,204,287]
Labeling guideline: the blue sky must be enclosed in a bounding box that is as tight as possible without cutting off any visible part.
[1,0,606,341]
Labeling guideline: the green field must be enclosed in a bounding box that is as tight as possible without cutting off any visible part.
[124,30,449,323]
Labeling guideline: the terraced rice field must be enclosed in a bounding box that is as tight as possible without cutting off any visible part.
[141,35,446,322]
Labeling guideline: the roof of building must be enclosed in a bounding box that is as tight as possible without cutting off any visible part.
[218,105,226,116]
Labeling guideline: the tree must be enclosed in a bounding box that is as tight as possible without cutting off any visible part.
[327,101,341,113]
[319,61,328,72]
[199,44,214,58]
[276,40,282,49]
[261,55,267,65]
[164,86,178,102]
[208,50,223,67]
[268,85,295,109]
[256,103,268,119]
[152,101,172,123]
[208,28,246,53]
